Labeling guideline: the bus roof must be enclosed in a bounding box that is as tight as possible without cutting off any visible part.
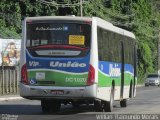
[25,16,92,22]
[93,17,135,39]
[25,16,135,39]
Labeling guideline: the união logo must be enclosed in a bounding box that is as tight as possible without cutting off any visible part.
[50,61,86,67]
[109,64,121,77]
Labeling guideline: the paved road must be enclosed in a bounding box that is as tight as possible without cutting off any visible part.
[0,86,160,120]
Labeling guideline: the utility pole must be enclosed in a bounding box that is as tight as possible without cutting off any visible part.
[158,32,160,74]
[80,0,83,16]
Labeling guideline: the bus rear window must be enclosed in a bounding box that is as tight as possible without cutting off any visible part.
[26,22,91,48]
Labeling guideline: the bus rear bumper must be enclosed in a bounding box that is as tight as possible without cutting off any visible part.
[19,83,97,100]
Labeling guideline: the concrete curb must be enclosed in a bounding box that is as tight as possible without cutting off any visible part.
[137,84,144,87]
[0,96,24,102]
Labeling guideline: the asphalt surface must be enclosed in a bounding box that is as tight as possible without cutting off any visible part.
[0,86,160,120]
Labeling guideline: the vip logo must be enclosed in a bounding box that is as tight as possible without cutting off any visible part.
[29,61,39,67]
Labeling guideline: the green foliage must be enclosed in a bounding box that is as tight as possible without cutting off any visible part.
[0,0,160,83]
[0,0,57,38]
[0,0,21,38]
[131,0,159,82]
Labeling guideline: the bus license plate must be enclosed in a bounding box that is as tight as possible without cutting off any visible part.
[51,90,64,95]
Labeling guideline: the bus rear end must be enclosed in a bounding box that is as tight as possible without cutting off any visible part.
[20,17,97,111]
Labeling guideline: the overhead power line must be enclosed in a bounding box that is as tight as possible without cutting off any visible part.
[38,0,88,7]
[37,0,88,16]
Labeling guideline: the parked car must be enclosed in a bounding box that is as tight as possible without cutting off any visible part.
[145,73,160,87]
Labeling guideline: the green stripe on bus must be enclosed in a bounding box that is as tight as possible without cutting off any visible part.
[98,71,134,87]
[28,70,88,87]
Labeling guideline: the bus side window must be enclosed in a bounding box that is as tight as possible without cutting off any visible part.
[114,34,120,62]
[108,31,114,61]
[102,31,108,61]
[97,27,103,61]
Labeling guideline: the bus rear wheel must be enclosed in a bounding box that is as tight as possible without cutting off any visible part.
[120,99,127,107]
[94,100,103,112]
[72,101,80,108]
[41,99,61,113]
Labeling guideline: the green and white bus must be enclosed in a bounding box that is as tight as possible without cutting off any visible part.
[20,16,137,112]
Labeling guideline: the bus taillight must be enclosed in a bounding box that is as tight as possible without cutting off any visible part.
[21,64,29,85]
[87,64,95,85]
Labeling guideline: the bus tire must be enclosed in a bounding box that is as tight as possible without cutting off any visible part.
[94,100,103,112]
[72,101,80,108]
[104,86,114,112]
[120,99,127,107]
[50,100,61,113]
[129,82,133,98]
[41,100,50,113]
[41,100,61,113]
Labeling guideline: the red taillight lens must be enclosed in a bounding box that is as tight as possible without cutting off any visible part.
[87,64,95,85]
[21,64,29,85]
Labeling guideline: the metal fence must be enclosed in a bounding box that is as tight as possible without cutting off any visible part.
[0,66,20,95]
